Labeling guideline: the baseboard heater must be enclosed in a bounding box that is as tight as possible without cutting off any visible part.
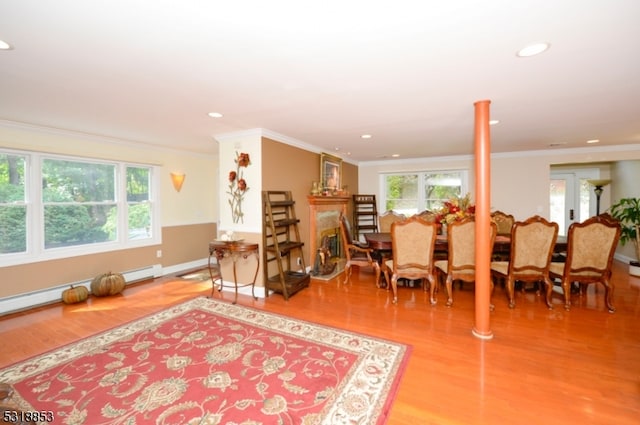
[0,264,162,316]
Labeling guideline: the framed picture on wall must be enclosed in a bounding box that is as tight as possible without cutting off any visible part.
[320,152,342,191]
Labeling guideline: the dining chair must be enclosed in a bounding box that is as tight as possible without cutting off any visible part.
[383,216,438,304]
[491,210,515,236]
[548,213,621,312]
[490,215,558,309]
[415,209,438,223]
[490,211,515,261]
[339,213,381,285]
[434,218,497,307]
[378,210,406,232]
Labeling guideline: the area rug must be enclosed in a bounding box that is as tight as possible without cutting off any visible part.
[0,297,410,424]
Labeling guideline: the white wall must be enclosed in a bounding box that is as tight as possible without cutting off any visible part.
[358,144,640,222]
[215,130,263,235]
[611,160,640,260]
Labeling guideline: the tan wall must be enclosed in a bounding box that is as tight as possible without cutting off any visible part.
[0,223,216,298]
[261,138,358,270]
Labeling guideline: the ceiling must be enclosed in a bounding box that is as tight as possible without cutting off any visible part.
[1,1,639,162]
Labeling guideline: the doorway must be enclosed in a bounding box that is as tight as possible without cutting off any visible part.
[550,169,598,236]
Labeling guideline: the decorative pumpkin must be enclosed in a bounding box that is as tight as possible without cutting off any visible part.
[90,272,126,297]
[62,285,89,304]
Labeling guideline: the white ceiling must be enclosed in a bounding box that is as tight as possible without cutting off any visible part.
[1,0,639,162]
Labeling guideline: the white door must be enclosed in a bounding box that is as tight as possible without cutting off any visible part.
[550,171,598,236]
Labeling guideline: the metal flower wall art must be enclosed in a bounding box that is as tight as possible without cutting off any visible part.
[227,151,251,224]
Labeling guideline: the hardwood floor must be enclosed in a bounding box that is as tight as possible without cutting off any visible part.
[1,261,639,424]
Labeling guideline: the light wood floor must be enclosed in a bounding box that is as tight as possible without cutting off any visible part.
[1,261,639,424]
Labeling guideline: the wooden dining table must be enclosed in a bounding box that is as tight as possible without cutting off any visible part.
[363,232,567,256]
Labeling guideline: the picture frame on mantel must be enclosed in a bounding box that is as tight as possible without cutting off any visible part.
[320,152,342,191]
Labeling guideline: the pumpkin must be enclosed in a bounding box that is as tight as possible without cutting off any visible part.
[62,285,89,304]
[90,272,126,297]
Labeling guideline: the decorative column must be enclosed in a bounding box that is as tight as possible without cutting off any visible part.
[473,99,493,340]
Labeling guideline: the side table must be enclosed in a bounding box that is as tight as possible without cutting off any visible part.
[208,241,260,304]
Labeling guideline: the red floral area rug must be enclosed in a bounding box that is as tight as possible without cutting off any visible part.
[0,297,411,424]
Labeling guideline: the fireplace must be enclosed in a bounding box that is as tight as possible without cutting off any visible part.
[307,196,349,267]
[319,223,341,259]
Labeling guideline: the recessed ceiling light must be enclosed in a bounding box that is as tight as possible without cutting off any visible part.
[391,154,400,158]
[489,120,500,125]
[586,139,600,144]
[361,134,372,139]
[208,112,223,118]
[0,39,13,50]
[516,42,550,58]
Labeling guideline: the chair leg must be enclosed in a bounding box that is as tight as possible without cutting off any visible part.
[543,277,554,310]
[428,275,437,305]
[603,279,616,313]
[507,276,516,309]
[445,275,454,307]
[489,278,495,312]
[391,274,398,304]
[561,278,572,311]
[343,261,352,284]
[372,261,381,288]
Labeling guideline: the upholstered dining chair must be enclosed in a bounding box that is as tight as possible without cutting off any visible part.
[490,215,559,309]
[434,218,497,307]
[383,216,438,304]
[548,213,621,312]
[415,209,438,223]
[378,210,406,233]
[339,213,381,285]
[491,210,515,236]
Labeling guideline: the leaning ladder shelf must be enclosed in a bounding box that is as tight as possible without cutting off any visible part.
[262,191,310,300]
[353,194,379,239]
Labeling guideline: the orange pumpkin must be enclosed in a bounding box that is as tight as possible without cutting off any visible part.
[62,285,89,304]
[90,272,126,297]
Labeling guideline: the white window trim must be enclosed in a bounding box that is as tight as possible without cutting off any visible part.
[0,149,161,267]
[379,169,469,214]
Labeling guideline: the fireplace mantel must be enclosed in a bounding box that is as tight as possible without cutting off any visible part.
[307,195,349,266]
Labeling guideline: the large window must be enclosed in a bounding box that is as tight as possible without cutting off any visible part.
[0,149,159,266]
[0,153,27,254]
[381,170,468,216]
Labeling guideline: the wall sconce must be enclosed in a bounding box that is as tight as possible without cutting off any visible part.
[587,179,612,215]
[170,172,186,192]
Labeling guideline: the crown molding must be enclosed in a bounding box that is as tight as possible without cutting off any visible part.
[0,119,216,159]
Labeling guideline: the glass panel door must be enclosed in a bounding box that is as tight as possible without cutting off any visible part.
[550,171,597,236]
[550,173,575,236]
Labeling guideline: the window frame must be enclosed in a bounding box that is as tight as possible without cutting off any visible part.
[0,148,161,267]
[379,169,469,216]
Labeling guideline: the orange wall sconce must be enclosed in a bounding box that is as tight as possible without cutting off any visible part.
[170,172,186,192]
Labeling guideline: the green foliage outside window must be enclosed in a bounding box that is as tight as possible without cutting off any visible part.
[384,171,465,215]
[0,153,154,255]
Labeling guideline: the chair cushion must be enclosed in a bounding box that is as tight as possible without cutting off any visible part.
[434,259,448,273]
[490,261,509,275]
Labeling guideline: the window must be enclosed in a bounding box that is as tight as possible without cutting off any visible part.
[0,149,160,266]
[381,170,468,216]
[0,153,27,254]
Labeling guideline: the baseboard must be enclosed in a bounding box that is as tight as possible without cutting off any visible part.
[614,252,636,265]
[0,257,272,316]
[0,264,162,316]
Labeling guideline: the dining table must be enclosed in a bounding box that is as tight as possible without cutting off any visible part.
[363,232,568,256]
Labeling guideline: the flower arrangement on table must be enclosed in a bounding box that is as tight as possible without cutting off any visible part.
[227,151,251,224]
[435,193,475,225]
